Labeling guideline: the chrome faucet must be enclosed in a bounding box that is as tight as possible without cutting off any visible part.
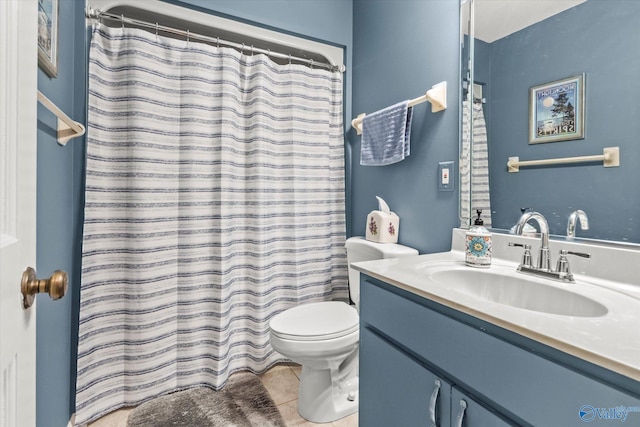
[567,209,589,238]
[514,211,550,270]
[511,210,590,283]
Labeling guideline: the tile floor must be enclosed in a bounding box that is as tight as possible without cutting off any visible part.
[87,363,358,427]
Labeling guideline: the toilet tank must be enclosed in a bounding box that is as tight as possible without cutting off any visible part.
[345,237,418,308]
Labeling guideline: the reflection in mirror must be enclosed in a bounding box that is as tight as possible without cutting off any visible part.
[460,0,493,229]
[461,0,640,244]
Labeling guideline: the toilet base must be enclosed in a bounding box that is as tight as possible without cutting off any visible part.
[297,353,359,423]
[268,303,361,423]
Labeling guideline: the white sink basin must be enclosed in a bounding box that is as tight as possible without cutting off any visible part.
[427,267,608,317]
[351,230,640,380]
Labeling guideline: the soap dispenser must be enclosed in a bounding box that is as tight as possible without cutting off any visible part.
[465,209,492,268]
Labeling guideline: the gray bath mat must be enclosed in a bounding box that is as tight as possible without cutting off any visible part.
[126,372,286,427]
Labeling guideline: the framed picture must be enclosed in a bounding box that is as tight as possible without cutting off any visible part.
[529,74,585,144]
[37,0,58,78]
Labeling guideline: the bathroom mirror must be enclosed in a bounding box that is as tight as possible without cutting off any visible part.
[461,0,640,244]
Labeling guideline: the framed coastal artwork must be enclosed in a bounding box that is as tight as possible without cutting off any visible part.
[38,0,59,78]
[529,74,585,144]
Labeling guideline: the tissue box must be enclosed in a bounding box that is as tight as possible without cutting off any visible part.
[365,210,399,243]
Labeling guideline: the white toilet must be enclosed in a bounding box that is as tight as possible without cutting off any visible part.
[268,236,418,423]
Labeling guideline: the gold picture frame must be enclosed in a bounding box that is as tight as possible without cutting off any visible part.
[37,0,59,78]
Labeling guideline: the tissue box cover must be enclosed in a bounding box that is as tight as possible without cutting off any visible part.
[366,210,399,243]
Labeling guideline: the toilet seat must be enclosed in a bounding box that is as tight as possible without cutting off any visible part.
[270,301,359,341]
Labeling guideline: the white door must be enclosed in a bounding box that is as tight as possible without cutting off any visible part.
[0,1,38,427]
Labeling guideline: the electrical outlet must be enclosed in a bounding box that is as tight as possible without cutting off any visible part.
[438,161,455,191]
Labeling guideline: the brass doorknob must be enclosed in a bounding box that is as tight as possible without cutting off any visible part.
[21,267,68,309]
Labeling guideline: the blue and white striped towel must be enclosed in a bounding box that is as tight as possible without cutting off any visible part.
[360,100,413,166]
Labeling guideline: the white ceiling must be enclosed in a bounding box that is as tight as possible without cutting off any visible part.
[471,0,587,43]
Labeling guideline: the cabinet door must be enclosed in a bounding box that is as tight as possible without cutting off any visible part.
[451,387,516,427]
[360,327,452,427]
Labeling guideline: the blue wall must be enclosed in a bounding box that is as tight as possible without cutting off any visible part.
[36,1,86,426]
[483,0,640,242]
[350,0,460,253]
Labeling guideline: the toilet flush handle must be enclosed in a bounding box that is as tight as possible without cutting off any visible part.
[429,379,441,427]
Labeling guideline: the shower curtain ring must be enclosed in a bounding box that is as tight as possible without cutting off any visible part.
[121,14,124,29]
[216,37,220,48]
[251,45,254,56]
[186,30,190,44]
[241,43,245,54]
[310,59,314,69]
[289,54,292,65]
[155,22,158,39]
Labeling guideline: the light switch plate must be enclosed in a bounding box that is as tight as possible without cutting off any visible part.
[438,161,455,191]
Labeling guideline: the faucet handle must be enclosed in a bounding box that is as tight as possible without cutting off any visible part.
[556,249,591,278]
[565,250,591,259]
[509,242,533,268]
[556,250,570,274]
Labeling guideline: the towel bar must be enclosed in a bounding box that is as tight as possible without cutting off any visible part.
[507,147,620,173]
[37,91,86,146]
[351,81,447,135]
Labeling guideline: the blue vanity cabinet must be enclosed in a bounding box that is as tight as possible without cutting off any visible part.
[359,276,640,427]
[359,327,452,426]
[451,387,515,427]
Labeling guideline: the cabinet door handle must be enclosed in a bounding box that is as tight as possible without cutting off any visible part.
[429,379,441,427]
[454,399,468,427]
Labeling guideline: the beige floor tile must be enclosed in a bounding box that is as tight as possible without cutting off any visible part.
[87,408,132,427]
[264,363,294,375]
[332,412,358,427]
[289,364,302,380]
[87,364,357,427]
[260,364,300,406]
[277,400,334,427]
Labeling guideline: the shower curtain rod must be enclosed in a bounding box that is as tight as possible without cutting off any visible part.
[86,8,345,73]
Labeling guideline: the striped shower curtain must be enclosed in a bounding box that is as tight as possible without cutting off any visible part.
[460,99,492,227]
[76,25,347,425]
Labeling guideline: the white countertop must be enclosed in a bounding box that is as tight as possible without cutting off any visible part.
[352,229,640,382]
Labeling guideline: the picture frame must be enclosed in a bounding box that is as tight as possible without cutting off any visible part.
[529,74,585,144]
[37,0,58,78]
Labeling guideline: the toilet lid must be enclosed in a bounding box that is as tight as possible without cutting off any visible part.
[270,301,359,341]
